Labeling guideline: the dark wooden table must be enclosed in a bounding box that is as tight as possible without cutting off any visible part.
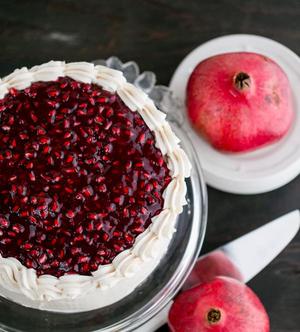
[0,1,299,331]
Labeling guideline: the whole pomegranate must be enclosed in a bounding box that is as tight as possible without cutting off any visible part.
[183,250,244,290]
[168,276,270,332]
[186,52,294,152]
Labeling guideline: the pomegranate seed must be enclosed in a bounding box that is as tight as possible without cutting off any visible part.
[112,126,121,136]
[0,238,12,245]
[48,88,60,97]
[28,216,38,224]
[135,161,144,168]
[2,125,11,132]
[40,209,48,219]
[122,208,129,218]
[82,185,93,197]
[26,258,36,269]
[87,221,94,231]
[10,138,17,148]
[29,171,36,181]
[12,224,25,233]
[51,201,60,213]
[22,243,33,250]
[95,176,105,183]
[76,225,83,234]
[47,156,54,165]
[102,233,109,241]
[39,253,47,264]
[104,144,112,154]
[104,120,112,130]
[30,112,38,122]
[125,160,132,171]
[131,226,144,234]
[77,256,90,264]
[66,210,75,218]
[64,141,71,149]
[65,187,73,194]
[39,136,50,145]
[88,213,98,220]
[106,108,114,117]
[7,231,16,237]
[130,208,137,217]
[64,167,76,174]
[53,218,61,227]
[4,150,12,159]
[124,233,134,243]
[19,132,29,139]
[65,154,74,163]
[124,129,134,138]
[113,244,123,252]
[95,222,103,231]
[0,217,9,228]
[114,195,124,205]
[137,133,146,144]
[64,119,70,128]
[25,151,34,159]
[60,80,68,89]
[98,212,108,218]
[25,161,34,169]
[71,247,81,255]
[9,175,17,181]
[97,184,107,193]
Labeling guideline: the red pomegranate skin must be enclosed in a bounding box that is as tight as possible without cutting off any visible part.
[186,52,294,152]
[168,276,270,332]
[183,250,243,290]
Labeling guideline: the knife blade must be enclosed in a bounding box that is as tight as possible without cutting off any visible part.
[220,210,300,283]
[135,210,300,332]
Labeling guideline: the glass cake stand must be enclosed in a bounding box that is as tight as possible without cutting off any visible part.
[0,57,208,332]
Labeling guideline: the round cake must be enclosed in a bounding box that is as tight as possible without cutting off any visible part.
[0,61,191,312]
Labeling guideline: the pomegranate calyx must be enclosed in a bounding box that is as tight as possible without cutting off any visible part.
[234,72,251,90]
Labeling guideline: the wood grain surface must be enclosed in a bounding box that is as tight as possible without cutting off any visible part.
[0,1,299,331]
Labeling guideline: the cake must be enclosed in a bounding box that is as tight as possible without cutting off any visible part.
[0,61,191,312]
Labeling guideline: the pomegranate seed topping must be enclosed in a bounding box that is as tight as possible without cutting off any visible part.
[22,243,33,250]
[137,133,146,144]
[102,233,109,242]
[66,210,75,219]
[2,125,11,132]
[0,217,9,228]
[88,213,98,220]
[37,127,46,135]
[39,136,50,145]
[29,171,36,181]
[1,238,12,245]
[82,185,93,197]
[0,77,170,277]
[39,253,47,264]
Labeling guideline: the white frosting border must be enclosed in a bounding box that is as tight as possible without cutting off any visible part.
[0,61,191,303]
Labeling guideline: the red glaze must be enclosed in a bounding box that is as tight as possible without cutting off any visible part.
[169,276,270,332]
[183,250,243,290]
[0,77,170,277]
[187,52,294,152]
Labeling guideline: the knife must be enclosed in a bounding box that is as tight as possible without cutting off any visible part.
[134,210,300,332]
